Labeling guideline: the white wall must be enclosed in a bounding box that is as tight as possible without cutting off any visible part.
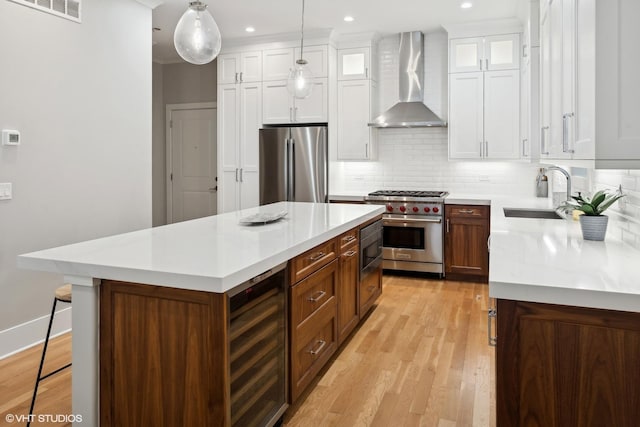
[330,32,540,196]
[0,0,152,354]
[152,60,217,226]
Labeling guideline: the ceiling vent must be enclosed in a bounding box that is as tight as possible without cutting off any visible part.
[9,0,82,23]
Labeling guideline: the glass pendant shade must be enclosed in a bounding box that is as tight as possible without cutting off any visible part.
[174,1,221,65]
[287,59,314,99]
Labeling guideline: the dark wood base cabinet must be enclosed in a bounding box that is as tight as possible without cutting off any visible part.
[496,299,640,427]
[100,281,229,427]
[445,204,490,281]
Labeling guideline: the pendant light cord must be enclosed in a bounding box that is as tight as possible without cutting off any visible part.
[299,0,305,61]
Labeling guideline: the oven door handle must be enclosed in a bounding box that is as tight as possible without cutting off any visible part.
[383,217,442,225]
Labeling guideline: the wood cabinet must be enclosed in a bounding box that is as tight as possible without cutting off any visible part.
[444,204,490,280]
[359,266,381,318]
[100,281,229,426]
[289,260,338,403]
[337,228,359,344]
[217,82,262,213]
[496,299,640,426]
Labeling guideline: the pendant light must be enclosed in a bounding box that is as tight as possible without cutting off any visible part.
[287,0,314,99]
[174,1,222,65]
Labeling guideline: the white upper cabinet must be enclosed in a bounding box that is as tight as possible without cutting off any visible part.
[539,0,596,161]
[595,0,640,167]
[337,80,377,160]
[294,45,328,78]
[338,47,371,80]
[484,70,521,159]
[450,38,483,73]
[263,45,327,81]
[263,48,295,81]
[217,51,262,84]
[449,72,484,158]
[450,34,520,73]
[262,78,328,124]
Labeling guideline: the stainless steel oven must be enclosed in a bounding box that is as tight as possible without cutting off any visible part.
[365,190,448,274]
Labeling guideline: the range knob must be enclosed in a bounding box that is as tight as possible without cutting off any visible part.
[399,206,406,213]
[433,207,440,213]
[386,205,394,212]
[412,207,419,212]
[423,207,431,213]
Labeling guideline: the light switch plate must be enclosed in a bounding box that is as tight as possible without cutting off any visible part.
[0,183,12,200]
[2,129,20,146]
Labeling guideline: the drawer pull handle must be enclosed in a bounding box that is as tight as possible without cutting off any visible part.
[342,235,356,243]
[309,339,326,356]
[309,252,325,261]
[344,250,357,257]
[307,290,326,302]
[459,209,475,214]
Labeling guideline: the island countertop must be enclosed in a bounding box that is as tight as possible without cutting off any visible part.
[18,202,384,293]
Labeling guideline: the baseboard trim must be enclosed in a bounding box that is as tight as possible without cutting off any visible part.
[0,306,72,360]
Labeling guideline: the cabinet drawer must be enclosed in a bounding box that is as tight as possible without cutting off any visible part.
[338,228,358,251]
[446,205,489,219]
[290,239,337,283]
[290,296,337,402]
[291,260,337,326]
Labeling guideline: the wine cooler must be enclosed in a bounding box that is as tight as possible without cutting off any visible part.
[229,262,288,427]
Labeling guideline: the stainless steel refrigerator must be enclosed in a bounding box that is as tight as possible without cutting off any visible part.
[259,126,328,205]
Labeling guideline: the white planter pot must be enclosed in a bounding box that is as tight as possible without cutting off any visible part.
[579,215,609,241]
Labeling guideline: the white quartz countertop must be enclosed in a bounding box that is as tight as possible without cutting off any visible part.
[487,196,640,312]
[18,202,384,293]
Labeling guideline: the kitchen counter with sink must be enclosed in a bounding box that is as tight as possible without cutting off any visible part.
[447,193,640,312]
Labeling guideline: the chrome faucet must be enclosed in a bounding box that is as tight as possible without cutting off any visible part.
[546,166,572,204]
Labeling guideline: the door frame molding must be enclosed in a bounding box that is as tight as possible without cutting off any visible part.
[165,102,217,224]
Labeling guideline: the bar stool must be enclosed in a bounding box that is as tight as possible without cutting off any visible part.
[27,284,72,425]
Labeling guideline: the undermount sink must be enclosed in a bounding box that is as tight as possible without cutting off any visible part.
[503,208,564,219]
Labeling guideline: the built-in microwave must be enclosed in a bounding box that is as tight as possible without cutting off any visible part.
[360,219,383,279]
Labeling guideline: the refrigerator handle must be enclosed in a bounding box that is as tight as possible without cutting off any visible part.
[288,138,295,201]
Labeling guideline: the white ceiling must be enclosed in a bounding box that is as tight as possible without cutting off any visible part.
[152,0,525,63]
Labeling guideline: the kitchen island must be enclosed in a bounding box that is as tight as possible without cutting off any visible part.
[18,202,384,427]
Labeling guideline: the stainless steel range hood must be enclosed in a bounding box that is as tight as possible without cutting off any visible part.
[369,32,447,128]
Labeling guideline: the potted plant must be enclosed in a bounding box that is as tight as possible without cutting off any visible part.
[564,190,625,241]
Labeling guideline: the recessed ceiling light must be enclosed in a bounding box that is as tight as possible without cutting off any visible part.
[344,16,354,22]
[460,2,473,8]
[245,26,255,33]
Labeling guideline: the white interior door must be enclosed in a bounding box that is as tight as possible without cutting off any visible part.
[169,107,217,223]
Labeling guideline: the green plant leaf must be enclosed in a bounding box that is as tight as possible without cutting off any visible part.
[591,192,606,209]
[580,204,596,215]
[597,193,625,214]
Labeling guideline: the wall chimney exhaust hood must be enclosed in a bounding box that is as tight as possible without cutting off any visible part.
[369,31,447,128]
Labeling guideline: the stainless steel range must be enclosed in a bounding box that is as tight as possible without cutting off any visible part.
[365,190,449,274]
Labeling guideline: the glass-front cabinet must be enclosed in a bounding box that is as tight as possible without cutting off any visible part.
[450,34,520,73]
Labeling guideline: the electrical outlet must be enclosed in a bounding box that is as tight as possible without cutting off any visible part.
[0,183,12,200]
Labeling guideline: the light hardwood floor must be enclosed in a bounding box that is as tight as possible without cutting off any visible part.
[0,276,495,427]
